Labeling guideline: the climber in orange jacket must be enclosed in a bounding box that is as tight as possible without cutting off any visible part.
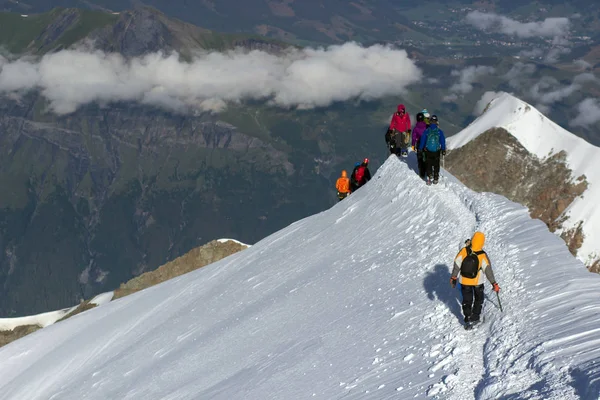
[335,170,351,201]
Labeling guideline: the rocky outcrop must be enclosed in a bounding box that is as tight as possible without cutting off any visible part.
[589,260,600,274]
[445,127,588,248]
[560,222,585,257]
[0,325,41,347]
[0,239,248,347]
[114,239,248,299]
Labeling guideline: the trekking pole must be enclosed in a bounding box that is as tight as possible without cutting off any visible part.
[496,292,503,312]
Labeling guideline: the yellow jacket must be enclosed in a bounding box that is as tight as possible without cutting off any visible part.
[452,232,497,286]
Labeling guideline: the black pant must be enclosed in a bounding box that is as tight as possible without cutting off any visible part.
[424,150,441,180]
[417,150,426,178]
[461,284,484,322]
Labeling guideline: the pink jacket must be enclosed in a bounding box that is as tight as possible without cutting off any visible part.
[389,104,411,133]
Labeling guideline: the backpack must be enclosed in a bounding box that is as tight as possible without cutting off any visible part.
[354,166,366,184]
[460,248,485,279]
[425,126,441,152]
[386,129,398,146]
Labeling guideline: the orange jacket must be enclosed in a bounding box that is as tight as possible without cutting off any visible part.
[336,170,351,193]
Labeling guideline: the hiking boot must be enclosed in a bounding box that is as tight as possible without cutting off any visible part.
[433,178,439,184]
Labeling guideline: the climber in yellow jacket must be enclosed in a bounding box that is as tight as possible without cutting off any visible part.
[450,231,500,327]
[335,170,351,201]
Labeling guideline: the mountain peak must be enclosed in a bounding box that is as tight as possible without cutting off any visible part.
[447,92,600,269]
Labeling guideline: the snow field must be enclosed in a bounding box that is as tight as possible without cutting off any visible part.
[0,292,114,332]
[0,156,598,399]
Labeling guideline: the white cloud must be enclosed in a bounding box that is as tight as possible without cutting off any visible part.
[544,46,571,63]
[518,48,544,59]
[504,62,536,88]
[466,12,571,63]
[571,98,600,127]
[442,93,458,102]
[536,103,551,114]
[574,59,592,70]
[443,65,496,101]
[473,91,503,115]
[465,11,570,38]
[0,43,422,114]
[529,73,599,111]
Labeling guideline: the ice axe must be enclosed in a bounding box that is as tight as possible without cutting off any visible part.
[496,291,503,313]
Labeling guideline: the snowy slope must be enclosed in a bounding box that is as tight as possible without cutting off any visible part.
[0,308,77,331]
[217,238,251,247]
[0,292,114,332]
[0,156,599,399]
[447,92,600,265]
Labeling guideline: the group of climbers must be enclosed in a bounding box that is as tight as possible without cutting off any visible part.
[332,104,501,328]
[333,105,500,329]
[335,159,371,201]
[387,106,447,185]
[335,105,447,201]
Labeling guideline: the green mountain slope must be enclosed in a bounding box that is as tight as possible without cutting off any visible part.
[0,7,333,316]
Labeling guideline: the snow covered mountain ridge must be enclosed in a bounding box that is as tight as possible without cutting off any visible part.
[0,156,598,399]
[447,92,599,270]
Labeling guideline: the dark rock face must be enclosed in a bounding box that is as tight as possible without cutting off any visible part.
[0,94,324,317]
[35,9,81,49]
[86,7,290,58]
[90,8,173,57]
[445,127,588,256]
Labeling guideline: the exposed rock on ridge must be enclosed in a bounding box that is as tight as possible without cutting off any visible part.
[0,239,248,347]
[114,239,249,298]
[445,127,588,255]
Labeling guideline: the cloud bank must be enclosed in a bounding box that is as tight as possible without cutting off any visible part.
[529,73,598,113]
[574,59,592,71]
[466,12,571,63]
[504,62,536,88]
[0,43,422,114]
[443,65,496,101]
[571,98,600,127]
[473,91,503,115]
[465,11,570,38]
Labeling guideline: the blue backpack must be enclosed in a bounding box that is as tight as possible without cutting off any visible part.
[425,126,441,151]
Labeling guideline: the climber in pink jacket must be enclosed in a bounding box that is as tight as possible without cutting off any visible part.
[388,104,412,157]
[389,104,411,133]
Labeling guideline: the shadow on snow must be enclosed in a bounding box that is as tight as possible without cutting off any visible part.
[423,264,463,323]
